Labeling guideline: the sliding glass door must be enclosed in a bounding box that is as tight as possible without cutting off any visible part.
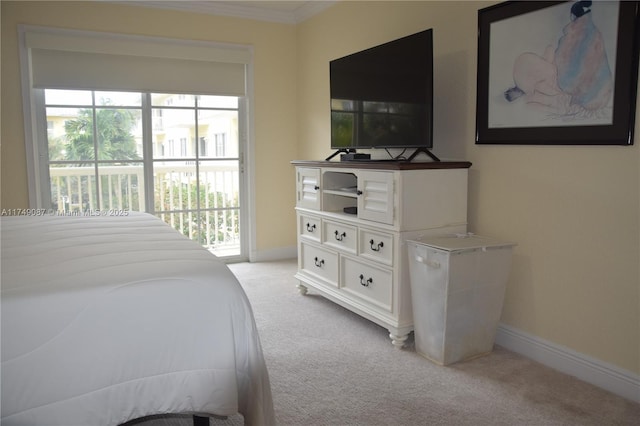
[40,89,245,258]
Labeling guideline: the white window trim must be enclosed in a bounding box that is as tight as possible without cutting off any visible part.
[18,25,257,262]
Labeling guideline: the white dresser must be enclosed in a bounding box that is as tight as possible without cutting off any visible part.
[292,160,472,348]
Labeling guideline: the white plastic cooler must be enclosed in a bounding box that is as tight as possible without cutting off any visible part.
[407,234,515,365]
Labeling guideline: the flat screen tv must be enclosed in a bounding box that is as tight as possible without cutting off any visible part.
[330,29,434,159]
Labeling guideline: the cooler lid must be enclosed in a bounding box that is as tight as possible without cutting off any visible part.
[408,233,516,252]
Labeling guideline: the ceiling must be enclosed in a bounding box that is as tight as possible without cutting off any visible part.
[115,1,337,24]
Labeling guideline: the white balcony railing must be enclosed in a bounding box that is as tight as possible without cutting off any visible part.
[49,162,240,256]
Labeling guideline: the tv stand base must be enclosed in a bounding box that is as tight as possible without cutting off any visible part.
[407,147,440,162]
[326,147,440,162]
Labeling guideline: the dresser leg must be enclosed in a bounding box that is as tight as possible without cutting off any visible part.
[389,332,408,349]
[297,282,308,295]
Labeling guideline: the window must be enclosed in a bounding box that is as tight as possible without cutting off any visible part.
[199,137,208,157]
[215,133,227,157]
[180,138,188,157]
[20,25,253,260]
[41,89,243,257]
[44,90,143,212]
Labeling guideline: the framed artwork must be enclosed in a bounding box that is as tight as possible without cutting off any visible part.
[476,1,640,145]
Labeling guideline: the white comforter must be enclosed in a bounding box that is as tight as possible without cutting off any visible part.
[1,213,274,425]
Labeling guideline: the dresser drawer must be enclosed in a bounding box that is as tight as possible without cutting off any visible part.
[340,257,392,312]
[322,219,357,254]
[299,214,321,242]
[359,228,394,266]
[300,242,339,287]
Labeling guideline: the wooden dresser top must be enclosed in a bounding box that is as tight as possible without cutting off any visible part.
[291,160,472,170]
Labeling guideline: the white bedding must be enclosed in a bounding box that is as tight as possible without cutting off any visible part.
[1,213,274,426]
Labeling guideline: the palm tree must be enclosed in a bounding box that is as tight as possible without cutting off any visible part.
[53,105,141,211]
[63,107,140,162]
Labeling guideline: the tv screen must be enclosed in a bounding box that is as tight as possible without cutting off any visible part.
[330,29,434,150]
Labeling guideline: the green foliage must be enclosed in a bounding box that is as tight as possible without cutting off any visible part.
[51,105,142,211]
[63,107,141,163]
[156,178,239,248]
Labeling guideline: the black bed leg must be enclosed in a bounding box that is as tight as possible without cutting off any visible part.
[193,415,209,426]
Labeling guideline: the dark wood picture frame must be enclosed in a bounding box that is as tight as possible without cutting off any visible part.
[476,1,640,145]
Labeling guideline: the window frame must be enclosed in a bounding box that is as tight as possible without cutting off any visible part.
[19,25,256,262]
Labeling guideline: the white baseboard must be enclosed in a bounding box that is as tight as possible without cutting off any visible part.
[249,245,297,262]
[495,323,640,403]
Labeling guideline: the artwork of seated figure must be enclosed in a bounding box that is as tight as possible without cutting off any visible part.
[505,1,613,120]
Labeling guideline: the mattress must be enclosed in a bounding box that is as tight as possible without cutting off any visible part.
[1,213,274,425]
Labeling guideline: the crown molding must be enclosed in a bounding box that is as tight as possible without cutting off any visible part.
[109,1,336,24]
[291,1,336,23]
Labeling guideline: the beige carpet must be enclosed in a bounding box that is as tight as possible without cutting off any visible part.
[135,259,639,426]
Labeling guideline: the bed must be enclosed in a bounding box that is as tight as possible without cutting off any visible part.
[1,212,275,426]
